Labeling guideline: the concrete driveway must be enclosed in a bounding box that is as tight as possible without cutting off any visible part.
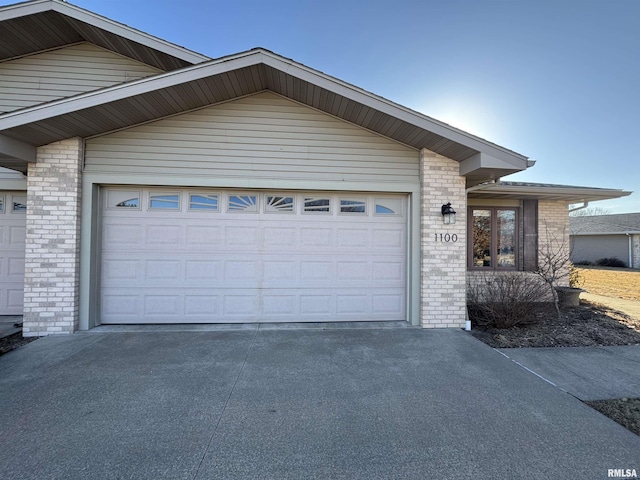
[0,327,638,480]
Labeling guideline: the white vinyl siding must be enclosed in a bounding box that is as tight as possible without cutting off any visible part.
[0,43,163,113]
[84,92,419,184]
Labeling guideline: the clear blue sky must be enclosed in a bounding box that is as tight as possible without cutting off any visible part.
[75,0,640,213]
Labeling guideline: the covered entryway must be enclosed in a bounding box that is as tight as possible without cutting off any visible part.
[0,191,26,315]
[99,188,408,324]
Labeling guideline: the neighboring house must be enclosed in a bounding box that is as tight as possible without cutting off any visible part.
[570,214,640,268]
[0,0,632,335]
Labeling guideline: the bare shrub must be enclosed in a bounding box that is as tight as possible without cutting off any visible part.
[467,272,548,328]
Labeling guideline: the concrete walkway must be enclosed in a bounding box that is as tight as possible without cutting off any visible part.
[581,292,640,320]
[0,328,638,480]
[498,345,640,401]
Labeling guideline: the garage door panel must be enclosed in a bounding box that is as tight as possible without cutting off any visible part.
[100,188,407,324]
[0,192,26,315]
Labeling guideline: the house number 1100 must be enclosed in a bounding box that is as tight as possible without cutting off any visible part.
[435,233,458,242]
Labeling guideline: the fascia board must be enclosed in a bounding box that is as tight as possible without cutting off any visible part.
[0,0,210,64]
[258,51,529,167]
[0,51,263,130]
[458,152,524,176]
[481,185,632,200]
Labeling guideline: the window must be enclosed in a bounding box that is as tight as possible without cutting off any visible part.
[189,194,219,211]
[375,198,403,216]
[469,208,517,269]
[150,193,180,210]
[108,190,140,209]
[340,198,366,214]
[12,196,27,212]
[303,197,330,213]
[266,196,294,213]
[228,195,258,212]
[0,195,4,213]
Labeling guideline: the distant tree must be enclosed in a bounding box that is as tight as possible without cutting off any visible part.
[569,206,611,217]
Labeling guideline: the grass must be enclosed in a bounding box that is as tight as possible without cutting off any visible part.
[575,266,640,301]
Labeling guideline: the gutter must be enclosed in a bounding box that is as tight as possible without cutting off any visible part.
[568,202,589,213]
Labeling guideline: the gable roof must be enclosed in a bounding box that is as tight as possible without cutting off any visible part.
[469,181,632,203]
[0,47,531,183]
[0,0,209,69]
[570,213,640,235]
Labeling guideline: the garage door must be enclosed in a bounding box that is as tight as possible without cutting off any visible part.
[0,192,26,315]
[100,188,407,324]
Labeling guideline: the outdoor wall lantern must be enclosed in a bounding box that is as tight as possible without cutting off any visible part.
[441,202,456,224]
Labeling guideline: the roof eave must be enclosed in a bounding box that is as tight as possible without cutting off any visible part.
[0,0,210,65]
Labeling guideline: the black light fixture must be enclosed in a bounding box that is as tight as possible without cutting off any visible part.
[441,202,456,224]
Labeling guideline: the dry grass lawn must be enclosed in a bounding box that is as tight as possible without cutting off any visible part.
[576,266,640,301]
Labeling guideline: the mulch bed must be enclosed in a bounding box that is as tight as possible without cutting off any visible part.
[0,332,37,356]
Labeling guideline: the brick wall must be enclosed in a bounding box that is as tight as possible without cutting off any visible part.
[538,200,570,287]
[23,138,83,336]
[420,149,467,328]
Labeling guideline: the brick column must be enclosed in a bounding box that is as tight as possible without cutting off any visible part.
[538,200,570,287]
[420,149,467,328]
[23,138,83,336]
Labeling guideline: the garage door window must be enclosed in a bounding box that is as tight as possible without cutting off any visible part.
[303,197,330,214]
[340,198,367,214]
[375,198,403,215]
[189,194,219,211]
[0,195,4,213]
[150,194,180,210]
[266,196,294,213]
[228,195,258,212]
[12,196,26,213]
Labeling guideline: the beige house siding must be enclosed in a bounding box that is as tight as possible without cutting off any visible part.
[538,200,570,287]
[0,43,163,114]
[571,235,630,266]
[84,92,419,184]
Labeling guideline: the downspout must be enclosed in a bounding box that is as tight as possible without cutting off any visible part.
[627,233,633,269]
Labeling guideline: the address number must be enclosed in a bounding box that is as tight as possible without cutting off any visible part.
[435,233,458,242]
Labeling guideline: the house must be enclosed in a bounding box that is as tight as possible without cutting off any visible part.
[570,213,640,268]
[0,0,631,336]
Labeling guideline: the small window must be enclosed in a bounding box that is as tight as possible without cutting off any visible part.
[0,195,4,213]
[303,197,330,214]
[12,196,26,212]
[340,198,366,214]
[228,195,258,212]
[189,194,219,211]
[375,198,403,216]
[150,193,180,210]
[266,196,294,213]
[108,190,141,209]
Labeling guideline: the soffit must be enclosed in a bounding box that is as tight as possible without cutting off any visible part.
[0,1,208,70]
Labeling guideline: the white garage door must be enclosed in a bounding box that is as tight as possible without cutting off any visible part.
[100,188,407,324]
[0,192,26,315]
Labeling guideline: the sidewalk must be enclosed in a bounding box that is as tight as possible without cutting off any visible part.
[581,292,640,320]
